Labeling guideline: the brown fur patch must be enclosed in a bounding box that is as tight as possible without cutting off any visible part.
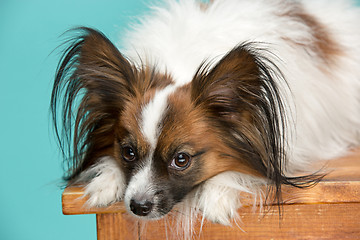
[52,26,175,180]
[114,70,174,162]
[133,67,174,96]
[281,4,342,66]
[199,0,214,12]
[156,84,264,185]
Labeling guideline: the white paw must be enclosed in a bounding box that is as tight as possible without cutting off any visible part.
[195,171,264,225]
[77,157,126,207]
[197,183,240,225]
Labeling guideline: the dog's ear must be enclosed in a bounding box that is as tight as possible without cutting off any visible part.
[191,44,282,137]
[51,27,136,181]
[191,44,264,121]
[191,44,322,205]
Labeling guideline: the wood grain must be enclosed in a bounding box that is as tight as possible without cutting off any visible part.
[62,149,360,239]
[96,213,138,240]
[92,203,360,240]
[62,186,126,215]
[62,180,360,215]
[140,203,360,240]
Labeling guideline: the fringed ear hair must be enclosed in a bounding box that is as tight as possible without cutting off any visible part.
[51,27,137,182]
[191,43,323,207]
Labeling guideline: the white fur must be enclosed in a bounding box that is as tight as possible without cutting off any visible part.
[122,0,360,171]
[124,162,153,205]
[169,172,266,239]
[140,84,179,149]
[194,172,265,225]
[76,157,126,207]
[123,159,166,219]
[120,0,360,231]
[82,0,360,235]
[186,172,265,223]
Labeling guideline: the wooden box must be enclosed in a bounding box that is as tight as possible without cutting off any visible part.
[62,150,360,239]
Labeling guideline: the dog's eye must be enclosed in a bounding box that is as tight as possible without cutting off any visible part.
[170,152,191,170]
[121,146,137,162]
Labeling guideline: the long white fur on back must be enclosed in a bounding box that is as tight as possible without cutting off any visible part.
[78,0,360,237]
[123,0,360,172]
[119,0,360,235]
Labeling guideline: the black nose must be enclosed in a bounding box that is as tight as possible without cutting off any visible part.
[129,199,153,216]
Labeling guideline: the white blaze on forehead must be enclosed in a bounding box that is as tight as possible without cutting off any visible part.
[140,84,178,149]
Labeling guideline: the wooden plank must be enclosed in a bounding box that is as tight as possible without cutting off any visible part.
[280,181,360,205]
[62,186,126,215]
[96,213,138,240]
[139,203,360,240]
[62,180,360,215]
[62,148,360,240]
[93,203,360,240]
[315,148,360,181]
[63,149,360,214]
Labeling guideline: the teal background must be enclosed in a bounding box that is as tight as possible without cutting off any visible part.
[1,1,360,240]
[0,1,148,240]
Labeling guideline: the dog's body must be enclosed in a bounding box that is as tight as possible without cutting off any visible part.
[52,0,360,236]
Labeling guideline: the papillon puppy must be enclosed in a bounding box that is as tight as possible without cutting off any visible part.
[51,0,360,236]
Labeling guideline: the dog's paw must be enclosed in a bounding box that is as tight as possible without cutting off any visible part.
[198,188,240,225]
[195,172,263,225]
[195,179,240,225]
[77,157,126,207]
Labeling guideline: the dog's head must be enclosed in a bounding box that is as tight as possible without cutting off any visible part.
[52,28,316,219]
